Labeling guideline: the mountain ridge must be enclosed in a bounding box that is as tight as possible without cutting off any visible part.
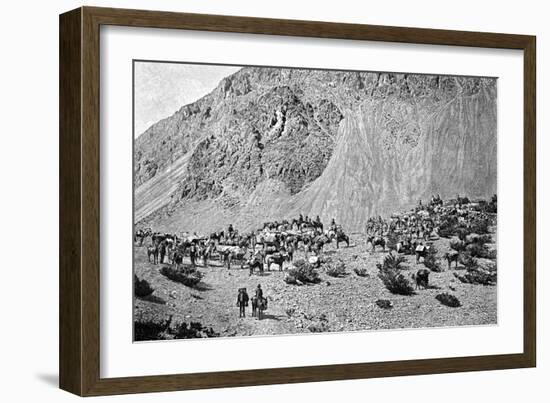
[134,67,497,232]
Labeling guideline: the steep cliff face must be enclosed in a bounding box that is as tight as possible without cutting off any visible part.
[135,67,496,232]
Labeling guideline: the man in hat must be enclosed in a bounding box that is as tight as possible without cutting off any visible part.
[236,288,249,318]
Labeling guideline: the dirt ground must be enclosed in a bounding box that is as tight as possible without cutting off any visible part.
[134,232,497,339]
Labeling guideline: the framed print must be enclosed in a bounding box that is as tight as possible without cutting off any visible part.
[59,6,536,396]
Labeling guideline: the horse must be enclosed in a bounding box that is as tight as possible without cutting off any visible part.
[147,245,159,264]
[334,231,349,249]
[247,256,264,276]
[412,268,430,289]
[367,236,385,252]
[220,247,247,270]
[251,296,268,320]
[265,252,288,271]
[134,228,151,246]
[444,251,459,269]
[415,244,430,263]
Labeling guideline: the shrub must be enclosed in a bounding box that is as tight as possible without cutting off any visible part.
[134,316,172,341]
[353,267,369,277]
[160,266,203,287]
[326,261,347,277]
[286,259,320,284]
[172,321,219,339]
[377,255,414,295]
[454,263,497,286]
[134,274,154,298]
[450,240,466,253]
[378,254,407,272]
[307,314,330,332]
[456,227,471,241]
[375,299,393,309]
[423,247,443,272]
[436,293,461,307]
[469,216,490,234]
[459,254,478,270]
[466,242,488,258]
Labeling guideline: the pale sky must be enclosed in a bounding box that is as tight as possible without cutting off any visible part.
[134,62,241,137]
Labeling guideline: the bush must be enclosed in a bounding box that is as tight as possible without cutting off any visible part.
[454,263,497,285]
[377,254,414,295]
[134,316,172,341]
[450,240,466,253]
[466,242,489,258]
[469,216,490,234]
[353,267,369,277]
[459,254,478,270]
[378,254,407,271]
[326,261,347,277]
[423,247,443,272]
[436,293,461,307]
[286,259,320,284]
[375,299,393,309]
[134,274,154,298]
[172,321,219,339]
[160,266,203,287]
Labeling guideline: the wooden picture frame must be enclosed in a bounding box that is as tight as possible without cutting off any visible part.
[59,6,536,396]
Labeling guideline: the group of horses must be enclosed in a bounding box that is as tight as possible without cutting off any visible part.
[135,215,353,274]
[362,195,495,267]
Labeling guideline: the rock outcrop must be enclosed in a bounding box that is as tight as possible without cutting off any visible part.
[135,67,496,232]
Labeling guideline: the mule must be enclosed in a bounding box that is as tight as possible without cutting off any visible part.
[251,296,268,320]
[367,236,386,252]
[412,268,430,289]
[444,251,459,269]
[147,245,159,264]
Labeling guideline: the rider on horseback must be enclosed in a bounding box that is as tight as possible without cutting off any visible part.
[255,284,263,299]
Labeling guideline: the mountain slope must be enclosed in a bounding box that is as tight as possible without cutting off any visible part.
[135,67,497,232]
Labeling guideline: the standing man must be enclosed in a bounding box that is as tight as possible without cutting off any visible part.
[236,288,249,318]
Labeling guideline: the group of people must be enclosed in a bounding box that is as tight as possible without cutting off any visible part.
[236,284,265,318]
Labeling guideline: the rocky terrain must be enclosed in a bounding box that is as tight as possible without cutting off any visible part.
[134,230,497,339]
[135,67,497,232]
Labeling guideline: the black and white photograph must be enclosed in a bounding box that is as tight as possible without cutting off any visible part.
[132,61,498,341]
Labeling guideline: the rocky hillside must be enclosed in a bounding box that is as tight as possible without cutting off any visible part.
[135,67,497,232]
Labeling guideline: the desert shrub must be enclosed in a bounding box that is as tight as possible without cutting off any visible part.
[307,314,330,332]
[436,293,461,307]
[160,266,203,287]
[377,255,414,295]
[454,263,497,286]
[456,227,471,241]
[353,267,369,277]
[378,254,407,272]
[465,243,495,259]
[423,247,443,272]
[326,261,347,277]
[459,253,478,270]
[286,259,320,284]
[469,216,490,234]
[134,274,154,298]
[134,316,172,341]
[437,221,456,238]
[468,234,493,245]
[172,321,219,339]
[375,299,393,309]
[450,240,466,253]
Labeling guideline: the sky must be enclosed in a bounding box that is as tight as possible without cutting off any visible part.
[134,62,241,136]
